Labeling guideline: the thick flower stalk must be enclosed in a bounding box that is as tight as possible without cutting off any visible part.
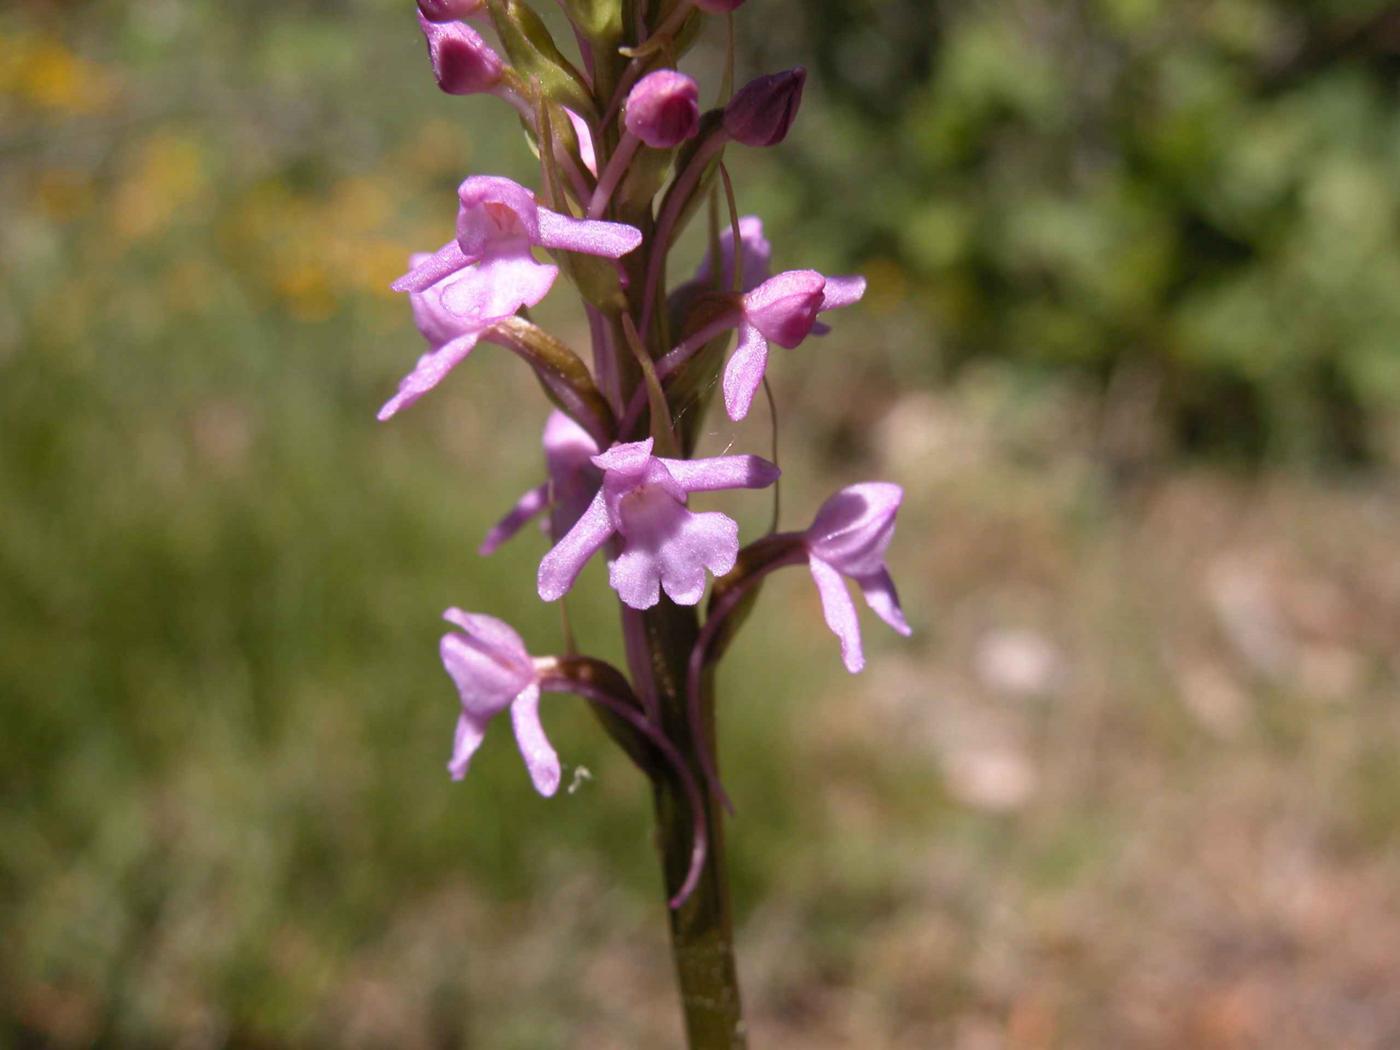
[380,3,908,1046]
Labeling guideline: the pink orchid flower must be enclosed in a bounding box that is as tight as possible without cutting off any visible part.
[538,439,779,609]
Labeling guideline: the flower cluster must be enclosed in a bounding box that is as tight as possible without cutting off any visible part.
[384,0,910,908]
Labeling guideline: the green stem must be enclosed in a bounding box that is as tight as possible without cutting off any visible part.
[626,599,747,1049]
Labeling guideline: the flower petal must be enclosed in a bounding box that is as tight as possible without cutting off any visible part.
[591,437,654,474]
[509,684,560,797]
[565,108,597,175]
[378,332,482,421]
[608,507,738,608]
[441,629,531,719]
[457,175,542,254]
[660,454,780,493]
[721,322,769,421]
[805,482,903,577]
[480,483,549,555]
[742,269,824,347]
[393,239,473,293]
[694,215,771,293]
[660,511,738,605]
[819,274,866,311]
[856,568,912,637]
[537,488,615,601]
[808,555,864,673]
[542,411,602,539]
[535,208,642,258]
[441,607,531,659]
[607,544,663,610]
[448,711,490,780]
[543,409,600,462]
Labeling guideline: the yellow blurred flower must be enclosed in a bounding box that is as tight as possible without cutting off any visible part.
[273,260,337,322]
[0,30,118,115]
[328,176,394,233]
[346,237,417,298]
[110,131,211,242]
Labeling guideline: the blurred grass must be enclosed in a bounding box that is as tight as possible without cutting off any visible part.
[3,1,1400,1047]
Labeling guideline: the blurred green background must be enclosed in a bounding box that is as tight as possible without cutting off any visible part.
[3,0,1399,1046]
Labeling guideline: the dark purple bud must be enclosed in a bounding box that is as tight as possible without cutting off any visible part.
[419,13,503,95]
[624,69,701,149]
[723,67,806,147]
[416,0,485,22]
[692,0,747,11]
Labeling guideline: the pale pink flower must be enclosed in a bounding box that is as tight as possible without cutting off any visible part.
[441,608,559,795]
[538,439,779,609]
[802,483,911,672]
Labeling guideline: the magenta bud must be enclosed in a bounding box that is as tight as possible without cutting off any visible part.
[723,67,806,147]
[416,0,485,21]
[419,12,503,95]
[624,69,701,149]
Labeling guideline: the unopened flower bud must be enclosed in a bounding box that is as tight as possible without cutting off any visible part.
[723,67,805,147]
[624,69,701,149]
[416,0,485,22]
[419,12,503,95]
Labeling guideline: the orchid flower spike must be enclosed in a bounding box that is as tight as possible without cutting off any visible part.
[538,439,779,610]
[441,608,560,795]
[417,13,502,95]
[393,176,642,294]
[480,411,603,555]
[802,483,912,673]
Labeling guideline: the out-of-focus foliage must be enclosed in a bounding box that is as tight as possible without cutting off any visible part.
[748,0,1400,462]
